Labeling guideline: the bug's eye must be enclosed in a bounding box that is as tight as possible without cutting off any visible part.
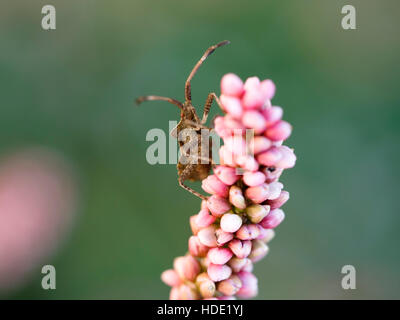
[267,167,276,172]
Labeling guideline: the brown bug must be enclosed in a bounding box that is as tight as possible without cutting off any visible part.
[136,40,230,200]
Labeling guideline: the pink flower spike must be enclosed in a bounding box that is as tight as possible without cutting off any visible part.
[249,240,269,263]
[207,247,234,265]
[229,185,247,210]
[228,239,252,259]
[221,73,244,97]
[268,190,290,209]
[202,175,229,197]
[220,95,243,119]
[195,208,216,228]
[174,255,200,282]
[265,120,292,141]
[217,275,242,296]
[179,283,200,300]
[197,225,218,247]
[262,106,283,127]
[260,79,276,100]
[220,213,243,233]
[263,167,284,183]
[207,195,231,217]
[241,259,254,272]
[223,115,246,133]
[214,166,239,186]
[236,224,261,240]
[215,228,234,246]
[188,235,209,257]
[161,269,181,287]
[260,209,285,229]
[236,271,258,299]
[207,263,232,282]
[245,204,269,224]
[214,116,230,139]
[245,183,270,204]
[228,257,248,273]
[243,171,266,187]
[199,279,216,298]
[242,111,267,134]
[242,88,265,110]
[256,147,283,167]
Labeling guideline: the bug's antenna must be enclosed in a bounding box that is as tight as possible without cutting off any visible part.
[184,40,230,103]
[136,95,184,110]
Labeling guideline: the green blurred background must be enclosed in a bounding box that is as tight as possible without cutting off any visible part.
[0,0,399,299]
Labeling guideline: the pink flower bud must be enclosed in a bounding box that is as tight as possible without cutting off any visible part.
[189,235,209,257]
[262,106,283,126]
[236,223,261,240]
[214,166,239,186]
[235,155,259,172]
[243,171,266,187]
[236,271,258,298]
[275,146,296,169]
[263,167,283,183]
[249,240,269,263]
[242,259,254,272]
[179,283,200,300]
[195,208,216,228]
[219,145,236,167]
[245,183,270,204]
[267,181,283,200]
[223,135,247,157]
[207,263,232,282]
[199,280,216,298]
[268,190,289,209]
[220,213,242,233]
[197,225,218,247]
[217,275,242,296]
[242,111,267,134]
[228,257,249,273]
[208,247,233,265]
[256,147,282,167]
[173,255,200,282]
[221,73,244,97]
[190,215,201,235]
[242,89,265,110]
[229,185,247,210]
[215,228,234,246]
[260,209,285,229]
[250,136,272,155]
[220,95,243,119]
[244,77,260,91]
[161,269,181,287]
[223,115,246,133]
[265,120,292,141]
[244,204,269,224]
[169,287,180,300]
[202,175,229,197]
[260,79,276,100]
[207,195,231,217]
[228,239,252,258]
[257,228,275,243]
[214,116,230,139]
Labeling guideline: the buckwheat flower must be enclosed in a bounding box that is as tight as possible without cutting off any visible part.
[162,73,296,299]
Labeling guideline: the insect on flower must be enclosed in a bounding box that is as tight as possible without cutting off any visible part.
[136,40,230,200]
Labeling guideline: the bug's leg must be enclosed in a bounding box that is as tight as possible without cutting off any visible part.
[185,41,230,103]
[201,92,222,125]
[136,95,183,110]
[178,164,208,200]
